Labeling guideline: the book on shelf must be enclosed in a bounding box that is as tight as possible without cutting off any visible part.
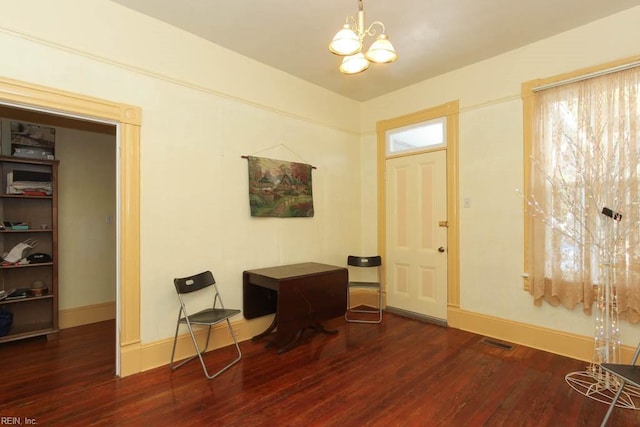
[4,289,28,300]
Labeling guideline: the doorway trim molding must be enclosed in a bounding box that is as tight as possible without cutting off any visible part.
[376,101,461,324]
[0,76,141,376]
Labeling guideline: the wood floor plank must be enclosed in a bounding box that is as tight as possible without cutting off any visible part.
[1,313,639,426]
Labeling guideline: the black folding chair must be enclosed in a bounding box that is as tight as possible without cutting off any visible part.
[345,255,383,323]
[170,271,241,379]
[600,342,640,426]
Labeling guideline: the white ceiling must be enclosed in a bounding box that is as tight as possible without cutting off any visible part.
[109,0,640,101]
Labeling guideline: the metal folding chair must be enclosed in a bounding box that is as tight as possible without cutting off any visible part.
[345,255,383,323]
[600,342,640,426]
[170,271,241,379]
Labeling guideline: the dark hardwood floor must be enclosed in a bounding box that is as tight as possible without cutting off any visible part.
[1,313,638,426]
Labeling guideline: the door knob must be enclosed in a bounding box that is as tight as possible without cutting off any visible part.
[438,247,446,253]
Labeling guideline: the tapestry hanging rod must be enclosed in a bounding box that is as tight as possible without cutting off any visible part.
[241,155,317,169]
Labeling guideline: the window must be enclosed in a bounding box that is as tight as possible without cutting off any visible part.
[523,63,640,322]
[386,117,446,155]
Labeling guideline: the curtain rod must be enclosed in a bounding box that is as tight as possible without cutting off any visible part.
[532,60,640,92]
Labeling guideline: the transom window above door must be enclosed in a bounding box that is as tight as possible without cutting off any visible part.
[386,117,446,156]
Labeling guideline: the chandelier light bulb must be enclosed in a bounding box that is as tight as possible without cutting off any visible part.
[339,53,370,75]
[365,34,398,64]
[329,24,362,56]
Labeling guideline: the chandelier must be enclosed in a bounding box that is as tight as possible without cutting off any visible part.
[328,0,398,75]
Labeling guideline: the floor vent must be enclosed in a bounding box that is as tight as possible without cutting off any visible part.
[480,337,516,351]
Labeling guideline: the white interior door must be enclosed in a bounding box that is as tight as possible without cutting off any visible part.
[385,150,448,320]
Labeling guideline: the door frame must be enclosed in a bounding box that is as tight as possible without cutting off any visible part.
[0,76,141,376]
[376,101,461,322]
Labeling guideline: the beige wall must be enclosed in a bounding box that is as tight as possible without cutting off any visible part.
[0,1,360,135]
[0,0,362,345]
[1,0,639,364]
[361,6,640,346]
[56,128,116,311]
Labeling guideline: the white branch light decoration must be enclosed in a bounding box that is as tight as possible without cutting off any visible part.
[519,131,640,410]
[329,0,398,75]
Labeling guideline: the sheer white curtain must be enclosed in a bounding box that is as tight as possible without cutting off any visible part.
[529,67,640,322]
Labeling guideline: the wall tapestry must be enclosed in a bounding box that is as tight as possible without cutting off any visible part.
[246,156,314,217]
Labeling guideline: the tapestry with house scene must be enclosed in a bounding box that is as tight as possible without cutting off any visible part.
[247,156,314,217]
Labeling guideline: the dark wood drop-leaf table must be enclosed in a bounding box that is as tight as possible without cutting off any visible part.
[242,262,348,353]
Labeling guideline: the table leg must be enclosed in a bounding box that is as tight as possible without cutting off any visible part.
[277,329,304,354]
[251,314,277,342]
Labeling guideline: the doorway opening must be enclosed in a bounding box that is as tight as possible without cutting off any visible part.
[0,77,141,377]
[0,102,118,371]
